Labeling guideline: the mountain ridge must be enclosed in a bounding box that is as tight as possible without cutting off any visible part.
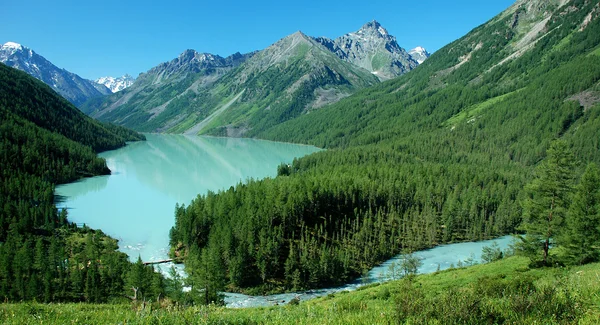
[0,42,111,106]
[82,21,420,135]
[314,20,421,80]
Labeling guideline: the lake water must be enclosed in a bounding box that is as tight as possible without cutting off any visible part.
[55,134,515,308]
[55,134,320,264]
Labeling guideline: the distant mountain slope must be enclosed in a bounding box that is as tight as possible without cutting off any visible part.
[314,20,420,80]
[95,74,135,93]
[261,0,600,163]
[0,42,111,106]
[83,31,381,136]
[200,31,380,137]
[82,21,424,135]
[81,50,254,132]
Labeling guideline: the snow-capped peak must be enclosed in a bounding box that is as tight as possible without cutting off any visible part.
[412,46,426,53]
[2,42,23,50]
[408,46,431,64]
[95,74,135,93]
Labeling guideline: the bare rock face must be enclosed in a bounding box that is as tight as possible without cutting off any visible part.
[314,21,424,80]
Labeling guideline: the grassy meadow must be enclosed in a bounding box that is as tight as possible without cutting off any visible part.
[3,256,599,324]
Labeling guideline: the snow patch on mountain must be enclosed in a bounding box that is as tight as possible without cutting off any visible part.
[95,75,135,93]
[408,46,431,64]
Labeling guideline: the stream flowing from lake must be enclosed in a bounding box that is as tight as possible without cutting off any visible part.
[55,134,515,308]
[225,235,514,308]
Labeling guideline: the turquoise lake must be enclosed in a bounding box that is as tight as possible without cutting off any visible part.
[55,134,320,264]
[55,133,516,308]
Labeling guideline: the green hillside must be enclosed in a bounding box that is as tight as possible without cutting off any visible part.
[169,0,600,298]
[0,64,165,303]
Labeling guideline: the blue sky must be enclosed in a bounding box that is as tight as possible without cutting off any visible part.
[1,0,515,80]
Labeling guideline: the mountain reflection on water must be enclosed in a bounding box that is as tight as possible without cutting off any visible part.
[55,134,320,264]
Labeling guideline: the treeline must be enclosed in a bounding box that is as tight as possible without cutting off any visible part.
[0,64,166,303]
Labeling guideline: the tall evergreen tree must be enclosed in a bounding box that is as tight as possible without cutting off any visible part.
[518,141,576,266]
[186,245,225,305]
[125,256,147,301]
[562,163,600,265]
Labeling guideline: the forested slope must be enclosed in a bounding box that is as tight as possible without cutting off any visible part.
[170,0,600,297]
[0,64,163,302]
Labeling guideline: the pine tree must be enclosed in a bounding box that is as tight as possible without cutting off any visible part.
[165,266,184,302]
[197,246,226,305]
[125,256,147,301]
[562,163,600,265]
[518,141,576,266]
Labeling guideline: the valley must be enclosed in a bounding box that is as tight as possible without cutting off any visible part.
[1,0,600,323]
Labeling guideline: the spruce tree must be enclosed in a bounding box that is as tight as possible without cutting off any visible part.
[197,246,225,305]
[562,163,600,265]
[518,141,576,266]
[125,256,147,301]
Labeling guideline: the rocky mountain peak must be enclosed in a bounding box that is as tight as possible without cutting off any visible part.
[358,20,389,38]
[280,31,313,45]
[313,21,418,80]
[141,48,254,86]
[177,49,219,64]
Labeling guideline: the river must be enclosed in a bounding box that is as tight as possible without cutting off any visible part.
[55,134,514,308]
[225,235,514,307]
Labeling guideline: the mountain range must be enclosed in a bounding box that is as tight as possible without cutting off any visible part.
[258,0,600,152]
[0,42,112,106]
[1,22,428,135]
[81,21,428,135]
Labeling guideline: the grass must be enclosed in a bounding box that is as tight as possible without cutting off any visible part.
[443,89,523,127]
[589,46,600,57]
[2,256,599,324]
